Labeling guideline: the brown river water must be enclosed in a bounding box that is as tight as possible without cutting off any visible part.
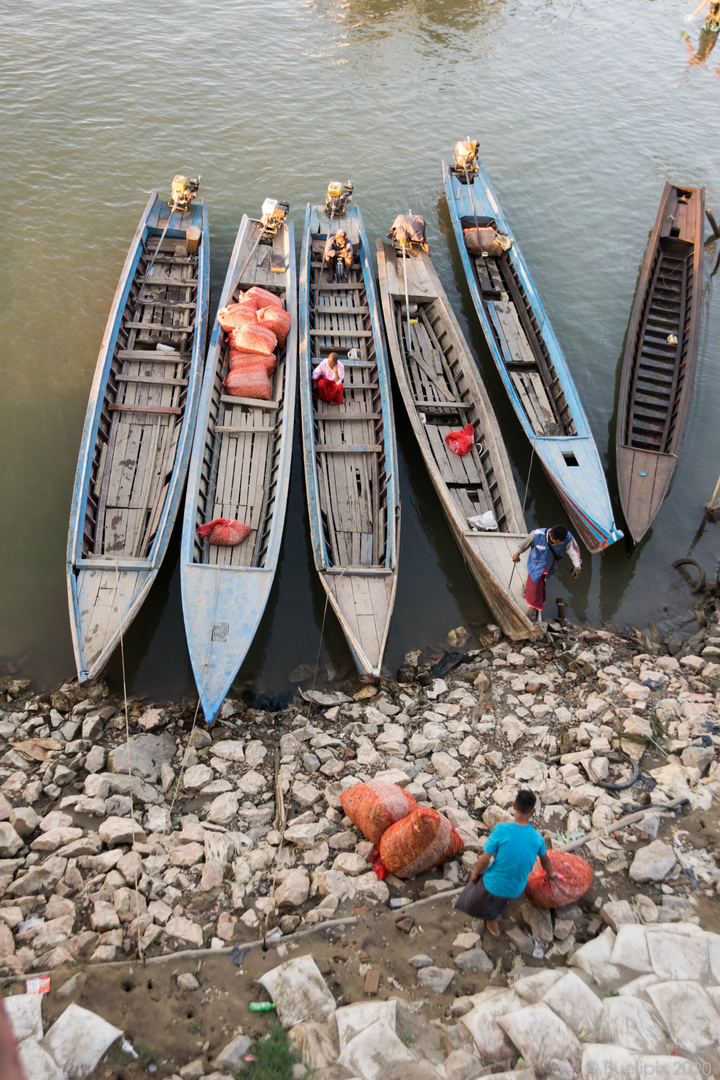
[1,0,719,703]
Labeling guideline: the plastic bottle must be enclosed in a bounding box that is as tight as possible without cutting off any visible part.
[249,1002,275,1012]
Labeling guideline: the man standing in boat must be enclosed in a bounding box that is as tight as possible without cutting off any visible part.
[512,525,581,621]
[324,229,353,282]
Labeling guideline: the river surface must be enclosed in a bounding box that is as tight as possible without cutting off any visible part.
[2,0,720,702]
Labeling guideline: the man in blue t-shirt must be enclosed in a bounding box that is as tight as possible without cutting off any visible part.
[465,789,556,937]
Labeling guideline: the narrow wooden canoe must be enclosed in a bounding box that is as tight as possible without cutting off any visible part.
[616,183,705,545]
[377,236,537,640]
[299,199,400,679]
[181,207,297,724]
[67,188,209,684]
[443,153,623,553]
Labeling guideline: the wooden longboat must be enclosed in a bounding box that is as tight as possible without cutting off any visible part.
[376,237,537,640]
[181,205,297,724]
[443,153,623,553]
[67,186,209,684]
[299,199,400,679]
[616,183,705,545]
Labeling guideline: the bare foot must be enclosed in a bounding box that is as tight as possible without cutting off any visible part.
[484,919,501,937]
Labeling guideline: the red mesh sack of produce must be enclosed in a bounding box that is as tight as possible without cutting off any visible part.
[229,351,277,376]
[196,518,251,546]
[378,807,464,879]
[257,305,291,348]
[217,301,258,333]
[525,850,594,909]
[340,781,419,845]
[222,369,272,400]
[232,323,277,356]
[245,285,283,311]
[445,424,475,456]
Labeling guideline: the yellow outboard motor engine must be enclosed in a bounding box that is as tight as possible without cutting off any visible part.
[453,139,478,176]
[170,174,200,210]
[325,179,354,217]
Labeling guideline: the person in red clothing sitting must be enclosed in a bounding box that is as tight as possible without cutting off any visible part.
[312,352,344,405]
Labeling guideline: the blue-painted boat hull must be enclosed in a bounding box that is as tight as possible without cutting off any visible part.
[181,211,297,723]
[443,157,621,553]
[67,190,209,683]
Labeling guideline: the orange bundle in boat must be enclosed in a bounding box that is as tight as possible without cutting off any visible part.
[222,369,272,400]
[340,781,419,845]
[257,305,291,348]
[196,518,251,546]
[232,323,277,356]
[217,301,258,333]
[525,850,593,909]
[245,285,283,311]
[378,807,463,879]
[229,349,277,375]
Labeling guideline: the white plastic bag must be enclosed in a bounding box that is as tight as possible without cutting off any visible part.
[599,996,667,1052]
[468,511,498,532]
[541,971,602,1036]
[646,980,720,1053]
[258,954,336,1028]
[460,989,522,1063]
[497,1003,582,1078]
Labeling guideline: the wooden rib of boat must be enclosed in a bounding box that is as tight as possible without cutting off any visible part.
[181,205,297,724]
[299,198,400,679]
[67,186,209,684]
[377,236,537,640]
[616,182,705,545]
[443,151,623,553]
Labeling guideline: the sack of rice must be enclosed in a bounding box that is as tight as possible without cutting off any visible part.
[378,807,463,879]
[339,781,419,845]
[232,323,278,356]
[245,285,283,311]
[222,369,272,400]
[196,518,251,546]
[525,851,593,908]
[229,350,277,375]
[217,301,258,333]
[257,305,291,348]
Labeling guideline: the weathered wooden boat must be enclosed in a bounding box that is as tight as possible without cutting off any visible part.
[616,182,705,545]
[181,200,297,723]
[377,224,536,640]
[443,143,622,553]
[67,177,209,684]
[299,184,400,678]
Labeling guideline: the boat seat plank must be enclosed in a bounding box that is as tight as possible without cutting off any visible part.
[116,375,189,387]
[492,300,536,365]
[109,403,182,415]
[509,372,547,435]
[316,445,382,453]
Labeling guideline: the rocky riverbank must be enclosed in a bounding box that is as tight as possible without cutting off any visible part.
[1,610,720,1076]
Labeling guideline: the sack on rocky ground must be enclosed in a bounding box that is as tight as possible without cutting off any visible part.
[222,368,272,400]
[460,988,523,1063]
[569,927,624,987]
[497,1002,582,1079]
[540,971,602,1035]
[196,518,251,546]
[257,954,336,1028]
[598,996,667,1053]
[231,323,278,355]
[378,807,463,878]
[445,424,475,457]
[229,348,277,374]
[337,1017,416,1080]
[256,305,291,347]
[645,980,720,1053]
[525,851,593,908]
[217,300,258,332]
[245,285,283,310]
[340,781,419,845]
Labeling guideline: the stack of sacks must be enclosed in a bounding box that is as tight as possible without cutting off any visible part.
[217,285,291,401]
[340,780,463,879]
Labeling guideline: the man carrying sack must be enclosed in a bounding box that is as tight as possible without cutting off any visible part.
[455,789,557,937]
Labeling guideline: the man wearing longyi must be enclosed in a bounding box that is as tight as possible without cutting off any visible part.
[512,524,581,622]
[456,789,556,938]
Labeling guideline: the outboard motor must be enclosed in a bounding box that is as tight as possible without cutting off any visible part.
[453,138,478,177]
[325,179,354,217]
[260,197,290,237]
[388,212,429,254]
[170,174,200,210]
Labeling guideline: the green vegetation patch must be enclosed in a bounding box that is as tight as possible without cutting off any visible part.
[237,1023,301,1080]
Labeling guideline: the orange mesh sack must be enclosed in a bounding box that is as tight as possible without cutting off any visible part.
[217,302,258,333]
[525,850,593,909]
[229,351,277,376]
[196,518,251,546]
[378,807,464,879]
[232,323,278,356]
[257,306,291,348]
[245,286,283,311]
[340,781,419,845]
[222,369,272,400]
